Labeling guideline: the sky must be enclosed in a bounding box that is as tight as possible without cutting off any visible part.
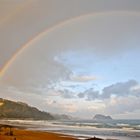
[0,0,140,119]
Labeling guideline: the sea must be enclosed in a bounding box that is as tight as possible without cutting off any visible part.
[0,119,140,140]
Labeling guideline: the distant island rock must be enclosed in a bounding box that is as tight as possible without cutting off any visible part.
[93,114,113,121]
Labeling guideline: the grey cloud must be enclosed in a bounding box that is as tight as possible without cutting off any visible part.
[1,0,140,70]
[105,96,140,115]
[70,75,97,82]
[77,92,85,98]
[85,89,99,101]
[101,80,138,99]
[1,50,73,90]
[45,80,140,101]
[77,80,139,101]
[130,85,140,97]
[58,89,76,99]
[1,7,140,93]
[77,88,99,100]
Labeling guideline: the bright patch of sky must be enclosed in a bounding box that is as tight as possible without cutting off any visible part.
[54,46,140,92]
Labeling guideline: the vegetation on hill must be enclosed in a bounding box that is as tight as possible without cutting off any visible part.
[0,98,54,120]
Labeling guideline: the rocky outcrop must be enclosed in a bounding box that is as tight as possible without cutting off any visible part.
[93,114,112,121]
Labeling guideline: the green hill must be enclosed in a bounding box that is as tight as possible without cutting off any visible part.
[0,98,54,120]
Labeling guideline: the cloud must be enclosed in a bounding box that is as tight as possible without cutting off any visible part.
[63,103,78,112]
[70,74,97,82]
[44,98,78,113]
[1,10,140,108]
[87,103,106,110]
[0,85,50,111]
[58,89,76,99]
[1,80,140,118]
[1,2,140,120]
[77,80,139,101]
[77,92,85,98]
[104,96,140,115]
[1,50,73,92]
[131,84,140,91]
[101,80,138,99]
[75,80,140,117]
[77,88,99,100]
[130,84,140,97]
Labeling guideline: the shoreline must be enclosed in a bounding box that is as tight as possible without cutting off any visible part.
[0,128,78,140]
[0,124,105,140]
[0,123,139,140]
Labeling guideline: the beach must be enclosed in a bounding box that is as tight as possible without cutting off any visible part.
[1,119,140,140]
[0,128,78,140]
[0,126,105,140]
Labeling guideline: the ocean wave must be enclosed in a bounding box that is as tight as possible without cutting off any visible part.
[1,119,140,139]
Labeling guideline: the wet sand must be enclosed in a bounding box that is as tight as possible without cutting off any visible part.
[0,124,115,140]
[0,128,79,140]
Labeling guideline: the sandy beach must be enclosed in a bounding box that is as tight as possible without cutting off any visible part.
[0,125,84,140]
[0,128,79,140]
[0,124,105,140]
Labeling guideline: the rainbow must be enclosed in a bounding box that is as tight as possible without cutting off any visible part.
[0,11,139,78]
